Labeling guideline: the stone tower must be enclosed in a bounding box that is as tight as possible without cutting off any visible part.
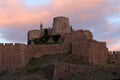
[52,16,71,35]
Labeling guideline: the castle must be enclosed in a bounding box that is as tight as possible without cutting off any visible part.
[27,16,72,45]
[0,16,119,70]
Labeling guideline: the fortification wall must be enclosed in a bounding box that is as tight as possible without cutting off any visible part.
[0,29,110,70]
[63,30,109,65]
[0,43,33,70]
[0,43,70,70]
[33,43,70,58]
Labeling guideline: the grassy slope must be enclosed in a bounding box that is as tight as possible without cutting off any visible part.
[27,53,87,67]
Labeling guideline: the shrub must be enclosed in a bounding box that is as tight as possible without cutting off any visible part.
[33,38,40,45]
[33,36,51,45]
[44,29,48,36]
[28,40,31,45]
[27,67,39,74]
[52,34,61,42]
[40,36,51,43]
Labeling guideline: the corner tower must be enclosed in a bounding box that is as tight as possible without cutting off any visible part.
[52,16,72,35]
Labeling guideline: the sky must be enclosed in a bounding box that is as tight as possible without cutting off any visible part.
[0,0,120,51]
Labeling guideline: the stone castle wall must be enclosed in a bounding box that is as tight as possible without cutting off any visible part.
[33,43,70,58]
[0,43,70,70]
[0,43,32,70]
[63,30,109,65]
[0,30,110,70]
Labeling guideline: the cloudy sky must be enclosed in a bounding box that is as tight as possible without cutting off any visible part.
[0,0,120,51]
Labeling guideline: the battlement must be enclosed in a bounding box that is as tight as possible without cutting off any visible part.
[0,43,27,47]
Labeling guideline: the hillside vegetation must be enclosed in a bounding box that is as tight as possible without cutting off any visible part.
[0,53,120,80]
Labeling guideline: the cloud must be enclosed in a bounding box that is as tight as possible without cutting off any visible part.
[0,0,119,51]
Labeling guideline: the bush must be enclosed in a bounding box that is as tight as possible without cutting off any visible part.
[44,29,48,36]
[40,36,50,43]
[52,35,61,42]
[27,67,40,74]
[28,40,31,45]
[33,38,40,45]
[33,36,51,45]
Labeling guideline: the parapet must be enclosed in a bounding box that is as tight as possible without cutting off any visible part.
[0,43,27,47]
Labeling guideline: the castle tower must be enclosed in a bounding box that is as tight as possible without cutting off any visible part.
[52,16,72,35]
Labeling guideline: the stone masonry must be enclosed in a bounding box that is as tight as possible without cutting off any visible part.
[52,16,72,35]
[0,16,111,70]
[27,16,72,44]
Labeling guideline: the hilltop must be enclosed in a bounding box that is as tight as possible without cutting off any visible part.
[0,16,119,80]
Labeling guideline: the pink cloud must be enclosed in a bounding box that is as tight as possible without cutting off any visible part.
[109,44,120,51]
[0,0,119,51]
[0,0,110,27]
[0,0,52,27]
